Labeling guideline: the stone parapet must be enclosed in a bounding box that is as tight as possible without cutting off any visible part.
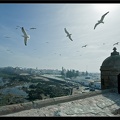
[0,89,110,116]
[3,89,120,117]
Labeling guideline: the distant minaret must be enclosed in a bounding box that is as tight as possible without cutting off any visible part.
[86,71,88,76]
[86,65,88,76]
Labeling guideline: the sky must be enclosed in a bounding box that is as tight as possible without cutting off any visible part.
[0,3,120,73]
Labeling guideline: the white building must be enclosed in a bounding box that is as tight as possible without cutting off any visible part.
[94,81,101,89]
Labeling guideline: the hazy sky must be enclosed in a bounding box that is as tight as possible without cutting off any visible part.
[0,3,120,73]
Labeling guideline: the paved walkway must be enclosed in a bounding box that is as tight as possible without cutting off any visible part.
[3,92,120,116]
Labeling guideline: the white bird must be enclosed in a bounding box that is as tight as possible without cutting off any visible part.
[94,11,109,30]
[16,26,21,29]
[5,36,10,38]
[30,27,36,30]
[82,45,87,48]
[64,28,73,41]
[113,42,119,46]
[21,27,30,46]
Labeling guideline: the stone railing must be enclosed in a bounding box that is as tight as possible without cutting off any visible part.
[0,89,110,116]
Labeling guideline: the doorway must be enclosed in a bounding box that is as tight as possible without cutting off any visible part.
[117,74,120,94]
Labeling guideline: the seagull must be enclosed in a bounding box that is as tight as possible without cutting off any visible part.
[16,26,21,27]
[82,45,87,48]
[5,36,10,38]
[94,11,109,30]
[6,49,10,51]
[64,28,73,41]
[21,27,30,46]
[30,27,36,30]
[113,42,119,46]
[16,26,21,29]
[16,26,22,30]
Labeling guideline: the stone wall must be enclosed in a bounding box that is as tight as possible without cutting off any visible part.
[101,70,120,90]
[0,89,110,115]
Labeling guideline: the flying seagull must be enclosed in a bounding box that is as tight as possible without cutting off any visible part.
[113,42,119,46]
[30,27,36,30]
[94,11,109,30]
[64,28,73,41]
[16,26,21,29]
[21,27,30,46]
[5,36,10,38]
[82,45,87,48]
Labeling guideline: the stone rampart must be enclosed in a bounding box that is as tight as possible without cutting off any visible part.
[0,89,110,115]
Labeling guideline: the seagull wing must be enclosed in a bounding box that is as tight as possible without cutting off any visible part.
[113,42,119,46]
[22,27,28,37]
[24,37,27,46]
[94,22,100,29]
[82,45,87,47]
[68,35,73,41]
[64,28,69,35]
[100,11,109,21]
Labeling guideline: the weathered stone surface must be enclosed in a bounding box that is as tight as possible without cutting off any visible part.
[2,91,120,116]
[0,89,107,116]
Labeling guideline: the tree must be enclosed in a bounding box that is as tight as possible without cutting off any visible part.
[66,69,80,78]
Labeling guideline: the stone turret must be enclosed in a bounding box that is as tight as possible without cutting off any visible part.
[100,47,120,93]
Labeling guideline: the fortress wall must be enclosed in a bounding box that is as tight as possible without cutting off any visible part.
[0,89,110,115]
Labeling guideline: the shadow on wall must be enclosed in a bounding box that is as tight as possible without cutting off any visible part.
[102,88,120,115]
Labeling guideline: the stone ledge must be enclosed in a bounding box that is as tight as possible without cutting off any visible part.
[0,89,110,116]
